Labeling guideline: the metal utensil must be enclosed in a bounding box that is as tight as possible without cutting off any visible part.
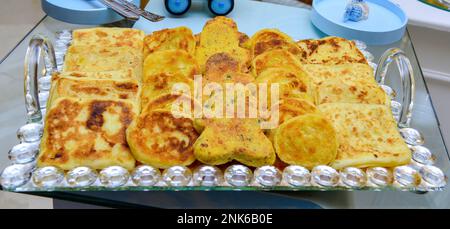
[100,0,165,22]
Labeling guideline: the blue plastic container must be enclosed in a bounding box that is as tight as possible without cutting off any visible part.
[311,0,408,45]
[41,0,141,25]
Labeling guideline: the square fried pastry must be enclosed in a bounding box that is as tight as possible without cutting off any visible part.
[297,37,367,65]
[64,45,143,79]
[303,64,387,105]
[303,63,375,84]
[72,27,144,51]
[48,76,140,107]
[314,77,388,105]
[53,70,135,80]
[38,97,138,170]
[318,103,411,169]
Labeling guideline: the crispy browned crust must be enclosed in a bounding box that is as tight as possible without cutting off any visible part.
[140,73,193,109]
[143,26,196,58]
[72,27,144,51]
[296,36,367,65]
[38,97,137,170]
[49,77,139,105]
[247,29,303,61]
[53,70,135,80]
[205,53,241,82]
[127,109,198,168]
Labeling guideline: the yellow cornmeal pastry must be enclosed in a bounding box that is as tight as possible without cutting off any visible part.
[319,103,411,169]
[38,97,137,170]
[204,53,244,82]
[195,17,250,73]
[274,114,338,169]
[194,118,275,167]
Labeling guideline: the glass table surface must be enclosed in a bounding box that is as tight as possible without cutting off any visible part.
[0,5,449,208]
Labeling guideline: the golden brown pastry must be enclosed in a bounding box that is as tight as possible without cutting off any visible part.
[296,36,367,65]
[265,98,319,141]
[251,49,305,76]
[255,67,315,105]
[274,114,338,169]
[194,118,275,167]
[64,45,143,79]
[72,27,144,51]
[53,70,135,80]
[127,109,198,168]
[49,77,140,106]
[246,29,304,60]
[143,26,196,58]
[140,73,193,108]
[38,97,137,170]
[142,49,199,82]
[303,64,387,105]
[195,17,251,73]
[319,103,411,169]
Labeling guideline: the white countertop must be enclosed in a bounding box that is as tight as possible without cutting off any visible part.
[391,0,450,32]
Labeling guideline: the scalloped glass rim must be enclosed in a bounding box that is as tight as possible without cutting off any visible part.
[4,184,444,192]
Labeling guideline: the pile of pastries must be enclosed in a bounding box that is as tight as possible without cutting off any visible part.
[37,17,411,172]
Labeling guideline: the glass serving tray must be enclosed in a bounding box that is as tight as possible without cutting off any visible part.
[0,27,447,193]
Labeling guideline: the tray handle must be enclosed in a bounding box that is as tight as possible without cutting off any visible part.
[24,35,57,123]
[375,48,415,128]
